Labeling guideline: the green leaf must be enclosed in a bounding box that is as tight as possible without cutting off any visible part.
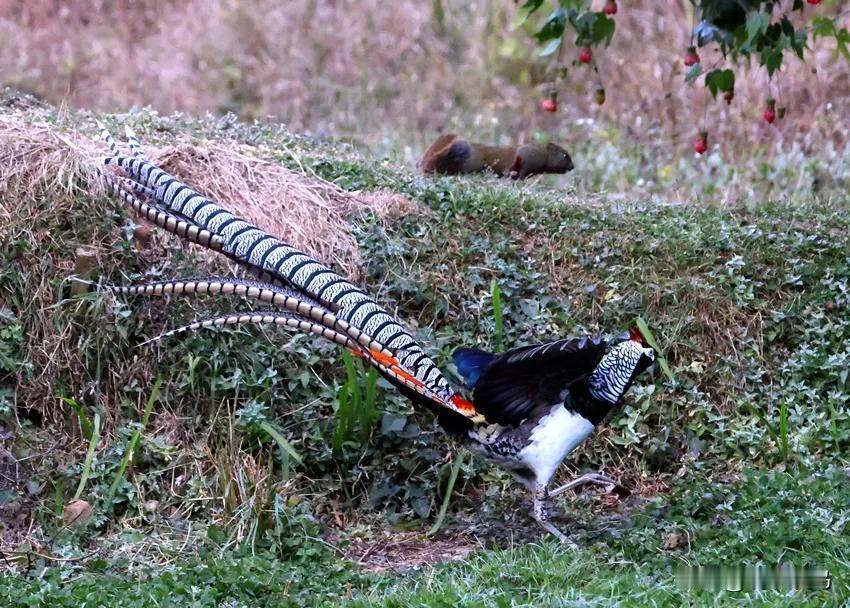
[60,396,93,441]
[259,420,303,465]
[106,378,161,506]
[490,279,503,351]
[761,46,783,76]
[746,12,769,45]
[73,412,100,502]
[534,7,566,42]
[592,14,616,46]
[685,63,703,85]
[836,28,850,60]
[519,0,544,13]
[704,68,735,98]
[516,0,545,26]
[427,452,464,537]
[811,15,836,39]
[539,37,562,57]
[634,317,675,383]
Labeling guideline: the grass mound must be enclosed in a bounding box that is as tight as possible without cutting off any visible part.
[0,98,848,606]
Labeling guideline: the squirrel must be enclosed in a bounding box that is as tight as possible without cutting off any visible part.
[419,134,574,179]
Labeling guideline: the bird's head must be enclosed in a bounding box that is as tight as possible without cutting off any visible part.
[587,326,656,405]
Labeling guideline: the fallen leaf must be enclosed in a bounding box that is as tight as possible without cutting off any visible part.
[63,499,92,526]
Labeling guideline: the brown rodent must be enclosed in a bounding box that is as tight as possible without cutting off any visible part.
[419,134,574,179]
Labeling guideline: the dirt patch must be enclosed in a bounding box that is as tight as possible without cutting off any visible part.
[0,441,34,552]
[345,530,481,573]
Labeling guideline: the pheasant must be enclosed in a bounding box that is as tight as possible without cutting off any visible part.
[93,124,656,542]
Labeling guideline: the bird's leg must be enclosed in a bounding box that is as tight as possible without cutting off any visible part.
[530,483,578,547]
[549,472,618,498]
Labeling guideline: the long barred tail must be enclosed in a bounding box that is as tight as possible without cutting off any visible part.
[137,310,356,349]
[124,125,148,160]
[96,122,480,420]
[107,276,353,335]
[133,310,453,403]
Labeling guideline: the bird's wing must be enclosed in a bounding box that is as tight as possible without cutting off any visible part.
[456,337,607,426]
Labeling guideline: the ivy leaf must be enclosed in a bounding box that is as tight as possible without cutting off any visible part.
[761,46,783,76]
[685,63,703,85]
[539,37,562,57]
[746,12,770,46]
[811,15,836,39]
[534,7,566,42]
[517,0,545,25]
[836,28,850,60]
[790,30,807,60]
[592,14,616,46]
[519,0,544,12]
[704,69,735,98]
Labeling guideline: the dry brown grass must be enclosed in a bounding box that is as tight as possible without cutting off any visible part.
[0,112,417,279]
[1,0,848,157]
[147,142,417,280]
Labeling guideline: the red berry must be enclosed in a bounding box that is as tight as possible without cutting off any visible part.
[594,87,606,105]
[578,47,593,64]
[603,0,618,15]
[806,0,821,4]
[542,96,558,113]
[763,98,776,124]
[683,46,700,67]
[724,90,734,105]
[694,132,708,155]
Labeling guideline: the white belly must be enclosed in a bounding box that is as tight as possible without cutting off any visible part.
[517,405,595,485]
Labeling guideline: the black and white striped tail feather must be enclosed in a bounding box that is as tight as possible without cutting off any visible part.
[105,172,304,292]
[107,277,362,341]
[98,121,122,158]
[97,121,149,161]
[97,124,459,411]
[136,309,446,405]
[111,275,451,400]
[137,310,356,349]
[107,273,400,359]
[98,174,440,396]
[124,125,148,160]
[103,172,222,251]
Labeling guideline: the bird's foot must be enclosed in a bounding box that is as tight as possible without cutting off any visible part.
[531,493,578,547]
[549,472,621,498]
[531,509,579,547]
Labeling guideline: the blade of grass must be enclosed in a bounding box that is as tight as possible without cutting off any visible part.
[72,411,100,501]
[60,396,93,440]
[106,378,160,505]
[779,400,789,461]
[427,451,464,537]
[359,367,378,442]
[334,351,362,453]
[333,381,352,455]
[491,279,503,351]
[259,420,303,465]
[634,316,675,382]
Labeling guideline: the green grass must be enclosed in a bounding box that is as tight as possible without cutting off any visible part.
[1,467,845,606]
[2,100,849,606]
